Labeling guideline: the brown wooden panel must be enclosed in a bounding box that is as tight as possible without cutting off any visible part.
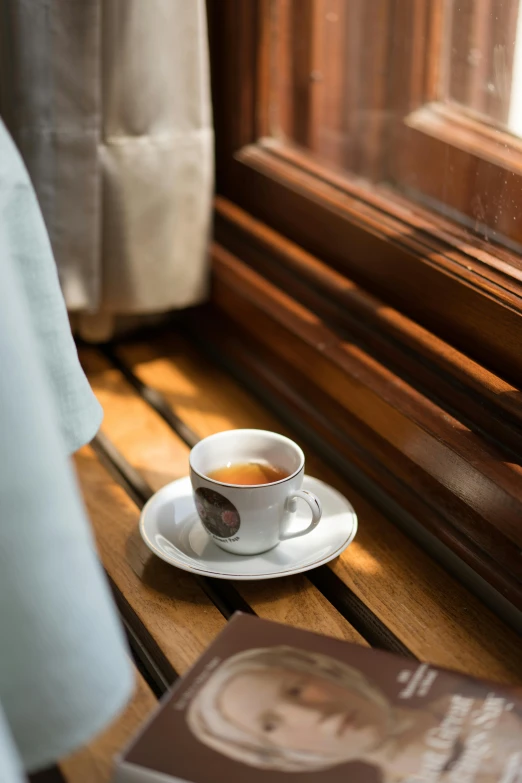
[211,244,522,557]
[272,0,392,177]
[207,0,259,182]
[60,672,155,783]
[184,311,522,683]
[227,144,522,387]
[388,0,522,247]
[214,196,522,458]
[74,446,227,679]
[209,253,522,611]
[83,338,522,681]
[208,0,522,384]
[191,305,516,582]
[274,0,321,150]
[393,110,522,248]
[80,348,366,646]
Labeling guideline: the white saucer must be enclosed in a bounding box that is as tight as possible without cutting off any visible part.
[139,475,357,580]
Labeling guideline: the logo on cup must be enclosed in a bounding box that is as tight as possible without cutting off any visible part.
[195,487,241,539]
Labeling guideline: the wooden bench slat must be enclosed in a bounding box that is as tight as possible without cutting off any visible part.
[108,335,522,683]
[74,446,227,678]
[60,671,155,783]
[81,348,367,646]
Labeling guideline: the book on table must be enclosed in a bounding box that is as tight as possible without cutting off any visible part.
[114,612,522,783]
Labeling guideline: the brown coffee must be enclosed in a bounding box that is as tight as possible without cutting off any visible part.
[208,461,289,486]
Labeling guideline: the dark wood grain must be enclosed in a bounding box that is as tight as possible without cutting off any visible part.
[388,0,522,247]
[208,0,522,602]
[228,143,522,387]
[392,104,522,249]
[214,196,522,458]
[276,0,319,150]
[206,243,522,610]
[207,0,259,185]
[209,0,522,385]
[271,0,392,177]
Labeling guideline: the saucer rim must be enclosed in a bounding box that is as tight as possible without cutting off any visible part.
[139,475,358,581]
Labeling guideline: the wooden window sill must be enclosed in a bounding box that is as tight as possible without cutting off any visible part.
[49,326,522,780]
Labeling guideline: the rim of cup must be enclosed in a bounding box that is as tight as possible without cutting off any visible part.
[189,429,305,489]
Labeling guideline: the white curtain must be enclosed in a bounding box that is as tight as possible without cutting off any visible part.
[1,0,213,339]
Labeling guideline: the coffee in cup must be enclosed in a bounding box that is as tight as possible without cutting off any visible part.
[207,461,289,486]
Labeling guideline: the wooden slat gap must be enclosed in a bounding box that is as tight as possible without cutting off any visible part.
[102,342,414,656]
[308,566,416,659]
[91,430,256,622]
[29,767,68,783]
[101,345,199,449]
[117,605,172,697]
[183,312,522,642]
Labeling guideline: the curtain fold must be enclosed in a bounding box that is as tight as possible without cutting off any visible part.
[1,0,213,334]
[0,118,133,777]
[0,119,103,453]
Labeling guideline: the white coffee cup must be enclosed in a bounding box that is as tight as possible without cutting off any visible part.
[189,429,322,555]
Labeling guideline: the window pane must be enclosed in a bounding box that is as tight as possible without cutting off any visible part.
[271,0,389,175]
[270,0,522,251]
[445,0,521,136]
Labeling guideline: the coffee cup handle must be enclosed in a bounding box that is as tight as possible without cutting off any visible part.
[280,490,322,540]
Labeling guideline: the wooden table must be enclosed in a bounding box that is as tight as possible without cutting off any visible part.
[41,328,522,782]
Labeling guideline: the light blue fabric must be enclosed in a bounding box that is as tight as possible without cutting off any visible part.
[0,119,133,775]
[0,120,103,454]
[0,708,23,783]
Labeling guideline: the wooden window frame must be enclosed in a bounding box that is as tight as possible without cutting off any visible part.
[210,0,522,384]
[389,0,522,252]
[206,0,522,618]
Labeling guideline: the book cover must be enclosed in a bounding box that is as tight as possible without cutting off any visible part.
[115,613,522,783]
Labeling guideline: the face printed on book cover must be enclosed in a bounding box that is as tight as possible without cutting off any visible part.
[186,646,522,780]
[218,665,385,757]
